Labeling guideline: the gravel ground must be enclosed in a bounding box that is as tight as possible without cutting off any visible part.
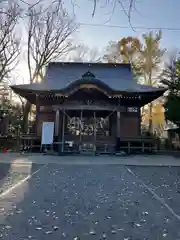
[129,166,180,216]
[0,164,179,239]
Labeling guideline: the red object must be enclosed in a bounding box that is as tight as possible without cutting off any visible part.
[3,147,7,153]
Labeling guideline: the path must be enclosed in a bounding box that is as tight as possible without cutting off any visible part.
[0,160,179,239]
[1,153,180,166]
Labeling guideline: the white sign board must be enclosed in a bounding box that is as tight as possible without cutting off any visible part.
[41,122,54,145]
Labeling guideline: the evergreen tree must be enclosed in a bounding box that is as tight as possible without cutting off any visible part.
[161,58,180,126]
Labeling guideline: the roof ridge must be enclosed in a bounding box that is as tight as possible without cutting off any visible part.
[48,61,131,68]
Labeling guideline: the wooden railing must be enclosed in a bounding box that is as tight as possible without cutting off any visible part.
[62,134,156,154]
[15,133,157,154]
[119,137,156,154]
[19,134,41,152]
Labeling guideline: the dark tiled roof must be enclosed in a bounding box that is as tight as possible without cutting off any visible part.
[11,62,166,93]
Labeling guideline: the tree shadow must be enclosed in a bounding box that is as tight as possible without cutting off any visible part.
[0,163,11,194]
[0,163,11,181]
[0,163,52,239]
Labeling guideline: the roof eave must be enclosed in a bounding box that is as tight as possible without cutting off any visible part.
[11,84,166,105]
[11,84,167,94]
[139,89,166,106]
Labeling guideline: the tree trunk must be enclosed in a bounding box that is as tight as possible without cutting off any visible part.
[3,116,9,135]
[148,102,153,134]
[22,101,31,134]
[148,72,153,134]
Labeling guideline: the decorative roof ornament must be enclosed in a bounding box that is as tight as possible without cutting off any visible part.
[82,71,96,81]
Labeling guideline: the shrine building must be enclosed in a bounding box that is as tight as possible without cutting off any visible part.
[11,62,166,154]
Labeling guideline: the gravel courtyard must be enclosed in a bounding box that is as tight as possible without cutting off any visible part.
[0,158,180,239]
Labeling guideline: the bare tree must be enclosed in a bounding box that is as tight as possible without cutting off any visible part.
[69,44,101,62]
[20,0,43,8]
[16,0,136,24]
[27,1,77,82]
[22,0,78,132]
[103,41,123,63]
[17,0,135,18]
[0,0,43,10]
[0,2,20,83]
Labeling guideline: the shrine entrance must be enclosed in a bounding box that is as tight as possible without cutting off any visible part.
[54,86,120,154]
[63,109,114,154]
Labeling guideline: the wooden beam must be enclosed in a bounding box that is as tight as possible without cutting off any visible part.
[52,104,125,111]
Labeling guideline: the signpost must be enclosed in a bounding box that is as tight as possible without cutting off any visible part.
[41,122,54,152]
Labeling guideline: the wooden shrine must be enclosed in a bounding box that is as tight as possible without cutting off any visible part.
[11,62,166,154]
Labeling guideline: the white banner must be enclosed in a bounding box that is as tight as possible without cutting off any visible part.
[41,122,54,145]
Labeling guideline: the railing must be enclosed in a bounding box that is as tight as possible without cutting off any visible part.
[58,135,157,154]
[119,137,156,154]
[1,133,175,155]
[19,134,41,152]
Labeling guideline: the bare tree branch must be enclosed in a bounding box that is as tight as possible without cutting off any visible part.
[90,0,135,21]
[69,44,102,62]
[0,2,20,82]
[19,0,137,23]
[20,0,43,8]
[103,40,123,63]
[21,0,78,133]
[26,0,78,83]
[6,77,25,112]
[92,0,97,17]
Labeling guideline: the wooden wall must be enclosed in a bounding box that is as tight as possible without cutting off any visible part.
[120,112,141,138]
[110,110,141,139]
[36,107,141,138]
[37,110,55,136]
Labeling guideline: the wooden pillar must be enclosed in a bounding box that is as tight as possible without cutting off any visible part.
[79,110,83,151]
[36,94,40,136]
[61,111,65,152]
[116,110,121,151]
[109,112,116,138]
[58,111,63,140]
[55,109,60,137]
[93,111,96,153]
[138,106,141,136]
[57,110,63,154]
[116,111,121,137]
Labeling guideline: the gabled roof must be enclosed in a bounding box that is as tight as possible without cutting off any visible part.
[11,62,166,95]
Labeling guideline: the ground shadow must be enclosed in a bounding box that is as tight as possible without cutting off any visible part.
[0,163,11,193]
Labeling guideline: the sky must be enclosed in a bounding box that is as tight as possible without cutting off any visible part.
[63,0,178,51]
[14,0,179,84]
